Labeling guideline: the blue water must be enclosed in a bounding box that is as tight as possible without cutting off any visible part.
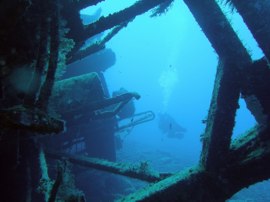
[81,1,269,201]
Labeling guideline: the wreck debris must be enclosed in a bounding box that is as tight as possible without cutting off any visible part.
[38,148,52,202]
[151,0,174,17]
[50,72,105,116]
[23,0,50,106]
[0,105,64,134]
[67,23,127,64]
[50,72,141,122]
[45,150,170,183]
[183,0,252,172]
[117,167,207,202]
[117,0,270,201]
[48,162,63,202]
[1,0,270,201]
[38,153,86,202]
[61,91,141,121]
[66,0,171,64]
[82,0,170,41]
[91,92,141,119]
[118,128,270,201]
[116,111,155,132]
[36,0,60,111]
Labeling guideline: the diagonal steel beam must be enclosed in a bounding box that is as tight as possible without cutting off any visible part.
[46,150,171,182]
[183,0,252,172]
[82,0,168,41]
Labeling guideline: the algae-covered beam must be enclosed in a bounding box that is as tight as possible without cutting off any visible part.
[45,151,169,182]
[82,0,168,42]
[229,126,270,167]
[183,0,251,60]
[118,167,231,202]
[24,0,50,106]
[119,127,270,202]
[67,23,126,64]
[36,0,60,111]
[48,164,63,202]
[183,0,252,172]
[219,126,270,198]
[227,0,270,62]
[200,59,243,172]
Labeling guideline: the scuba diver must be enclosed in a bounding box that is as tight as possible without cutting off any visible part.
[158,113,186,139]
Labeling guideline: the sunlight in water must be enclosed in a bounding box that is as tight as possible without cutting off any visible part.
[158,64,179,110]
[158,31,181,111]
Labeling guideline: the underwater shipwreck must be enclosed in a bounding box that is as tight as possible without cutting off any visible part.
[1,0,270,201]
